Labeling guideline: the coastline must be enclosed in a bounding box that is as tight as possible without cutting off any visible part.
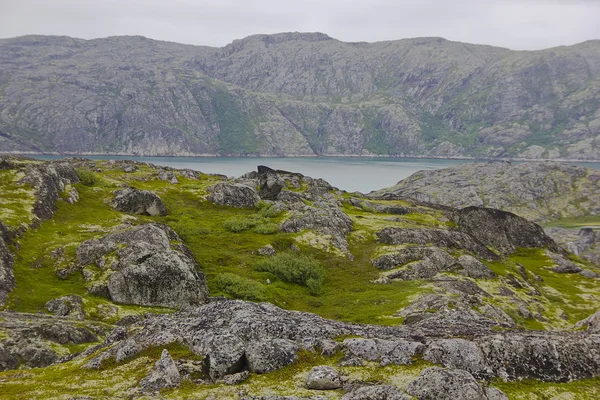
[1,151,600,164]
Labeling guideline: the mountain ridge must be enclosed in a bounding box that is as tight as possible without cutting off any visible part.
[0,33,599,159]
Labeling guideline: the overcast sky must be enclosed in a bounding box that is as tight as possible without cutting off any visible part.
[1,0,599,50]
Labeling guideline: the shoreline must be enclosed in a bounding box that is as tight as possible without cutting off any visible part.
[1,151,600,164]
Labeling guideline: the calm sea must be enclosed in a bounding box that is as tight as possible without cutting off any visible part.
[26,155,600,193]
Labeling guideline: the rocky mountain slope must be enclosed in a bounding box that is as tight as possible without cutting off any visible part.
[1,34,600,158]
[0,156,599,398]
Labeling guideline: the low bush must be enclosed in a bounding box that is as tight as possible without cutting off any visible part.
[256,252,325,295]
[215,273,266,301]
[223,217,256,232]
[252,222,279,234]
[76,168,98,186]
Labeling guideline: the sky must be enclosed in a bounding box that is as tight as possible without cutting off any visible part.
[0,0,599,50]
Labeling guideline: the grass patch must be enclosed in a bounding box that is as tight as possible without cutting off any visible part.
[492,377,600,400]
[544,215,600,229]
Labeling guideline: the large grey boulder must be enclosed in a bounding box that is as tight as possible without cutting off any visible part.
[207,182,260,208]
[140,349,181,393]
[77,224,209,307]
[111,187,167,216]
[452,206,561,255]
[341,385,410,400]
[246,339,300,374]
[192,332,246,380]
[305,365,343,390]
[258,168,286,200]
[406,367,488,400]
[342,338,424,365]
[0,345,19,371]
[373,247,458,280]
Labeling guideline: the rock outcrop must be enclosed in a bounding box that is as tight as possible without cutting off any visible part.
[139,349,181,393]
[305,365,344,390]
[207,182,261,208]
[80,299,600,383]
[373,162,600,223]
[45,295,85,320]
[406,367,503,400]
[0,221,14,306]
[76,223,209,307]
[111,187,167,216]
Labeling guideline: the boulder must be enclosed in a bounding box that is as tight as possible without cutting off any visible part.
[245,339,300,374]
[207,182,260,208]
[548,252,582,273]
[456,255,496,279]
[452,206,560,255]
[192,332,246,380]
[65,186,79,204]
[406,367,488,400]
[223,370,250,385]
[485,387,509,400]
[341,385,410,400]
[77,224,209,307]
[259,171,285,200]
[39,323,97,345]
[110,187,167,216]
[342,338,424,365]
[45,295,85,320]
[158,170,179,184]
[139,349,181,393]
[373,247,458,280]
[305,365,343,390]
[0,345,19,371]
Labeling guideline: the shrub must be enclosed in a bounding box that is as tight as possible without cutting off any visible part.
[215,273,266,301]
[223,217,256,232]
[257,201,282,218]
[256,252,325,295]
[171,216,210,240]
[252,222,279,234]
[76,168,98,186]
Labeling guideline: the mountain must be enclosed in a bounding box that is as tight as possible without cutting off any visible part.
[0,33,599,159]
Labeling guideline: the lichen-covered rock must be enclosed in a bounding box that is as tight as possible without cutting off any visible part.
[0,345,19,371]
[157,169,179,184]
[424,339,492,379]
[39,323,97,345]
[406,367,488,400]
[110,187,167,216]
[20,161,80,222]
[575,310,600,333]
[0,224,14,306]
[342,338,424,365]
[485,387,509,400]
[476,333,600,381]
[259,170,285,200]
[65,186,79,204]
[376,228,498,261]
[341,385,411,400]
[548,251,583,273]
[223,370,250,385]
[452,206,561,255]
[207,182,260,208]
[192,332,246,380]
[305,365,343,390]
[140,349,181,393]
[456,255,496,279]
[45,295,85,320]
[245,339,300,374]
[77,223,209,307]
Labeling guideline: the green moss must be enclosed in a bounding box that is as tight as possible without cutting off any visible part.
[492,377,600,400]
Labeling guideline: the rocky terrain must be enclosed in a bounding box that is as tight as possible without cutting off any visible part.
[0,34,600,159]
[372,161,600,265]
[0,156,599,399]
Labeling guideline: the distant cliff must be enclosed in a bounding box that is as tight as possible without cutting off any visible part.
[0,33,599,159]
